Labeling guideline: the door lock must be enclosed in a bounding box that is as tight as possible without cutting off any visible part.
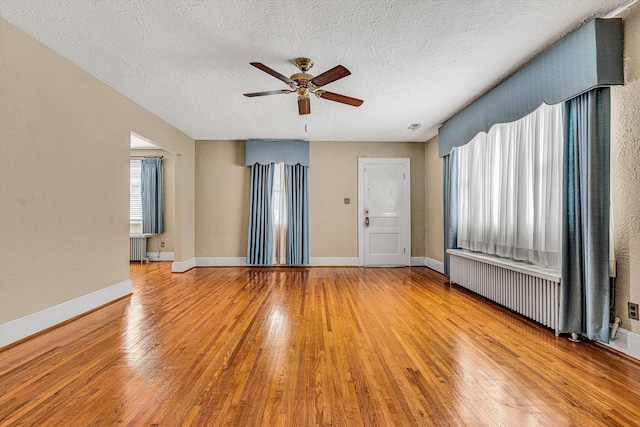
[365,217,370,226]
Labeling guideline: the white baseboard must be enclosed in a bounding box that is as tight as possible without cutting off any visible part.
[424,257,445,274]
[192,257,449,269]
[0,279,132,348]
[411,257,426,266]
[193,257,360,267]
[146,251,174,261]
[605,326,640,361]
[196,257,246,267]
[172,258,196,272]
[411,257,445,273]
[308,257,359,266]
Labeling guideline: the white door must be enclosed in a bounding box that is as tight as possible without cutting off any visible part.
[358,158,411,266]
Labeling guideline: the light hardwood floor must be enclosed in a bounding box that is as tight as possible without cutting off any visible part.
[1,264,639,426]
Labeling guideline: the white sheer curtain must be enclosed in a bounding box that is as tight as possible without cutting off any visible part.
[457,102,563,268]
[272,163,287,265]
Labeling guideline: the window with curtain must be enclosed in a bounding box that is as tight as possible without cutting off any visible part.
[440,19,620,344]
[245,140,309,266]
[130,159,142,222]
[141,157,163,234]
[456,102,563,268]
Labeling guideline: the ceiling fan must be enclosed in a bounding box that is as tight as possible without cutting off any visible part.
[243,57,364,115]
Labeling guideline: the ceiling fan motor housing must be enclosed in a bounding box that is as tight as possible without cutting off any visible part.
[293,57,314,72]
[290,72,314,85]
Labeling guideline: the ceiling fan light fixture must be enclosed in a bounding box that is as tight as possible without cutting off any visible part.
[298,95,311,115]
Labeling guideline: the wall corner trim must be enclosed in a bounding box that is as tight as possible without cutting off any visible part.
[424,257,445,274]
[412,257,446,273]
[0,279,132,348]
[411,257,426,266]
[604,326,640,361]
[172,258,197,272]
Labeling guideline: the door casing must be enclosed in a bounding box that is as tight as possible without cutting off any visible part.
[357,157,411,266]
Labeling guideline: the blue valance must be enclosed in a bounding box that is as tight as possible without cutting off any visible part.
[438,18,623,157]
[245,139,310,166]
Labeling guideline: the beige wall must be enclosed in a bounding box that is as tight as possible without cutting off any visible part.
[424,136,444,263]
[130,149,176,254]
[0,18,195,324]
[195,140,426,259]
[310,141,425,258]
[195,141,250,257]
[611,2,640,333]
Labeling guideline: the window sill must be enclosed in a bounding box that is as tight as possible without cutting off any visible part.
[446,249,560,282]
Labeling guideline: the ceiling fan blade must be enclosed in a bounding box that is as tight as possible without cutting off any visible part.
[250,62,295,85]
[310,65,351,87]
[298,96,310,115]
[243,89,294,97]
[317,91,363,107]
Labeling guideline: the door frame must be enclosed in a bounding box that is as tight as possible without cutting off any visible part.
[357,157,411,267]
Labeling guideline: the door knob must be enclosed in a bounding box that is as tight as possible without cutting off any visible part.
[365,217,370,226]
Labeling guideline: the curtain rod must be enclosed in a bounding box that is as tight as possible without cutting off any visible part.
[130,155,164,159]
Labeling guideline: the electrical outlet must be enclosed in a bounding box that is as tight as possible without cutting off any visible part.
[161,242,165,248]
[629,302,639,320]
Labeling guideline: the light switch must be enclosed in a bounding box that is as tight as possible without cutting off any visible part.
[344,198,350,204]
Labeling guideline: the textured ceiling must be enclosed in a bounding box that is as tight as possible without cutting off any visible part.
[0,0,634,142]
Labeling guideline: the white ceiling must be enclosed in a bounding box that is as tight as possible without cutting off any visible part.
[0,0,634,142]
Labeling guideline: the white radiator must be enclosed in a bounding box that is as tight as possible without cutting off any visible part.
[447,250,561,334]
[130,235,149,262]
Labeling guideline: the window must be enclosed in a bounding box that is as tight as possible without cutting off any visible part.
[456,102,563,268]
[272,163,287,264]
[130,159,142,222]
[272,163,286,226]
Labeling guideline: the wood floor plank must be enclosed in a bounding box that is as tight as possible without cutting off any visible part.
[1,264,639,426]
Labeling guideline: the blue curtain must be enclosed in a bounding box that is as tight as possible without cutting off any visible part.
[443,149,458,276]
[285,164,309,265]
[141,158,163,234]
[560,88,610,343]
[247,163,274,265]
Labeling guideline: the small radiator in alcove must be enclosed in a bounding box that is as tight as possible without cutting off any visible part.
[130,235,149,262]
